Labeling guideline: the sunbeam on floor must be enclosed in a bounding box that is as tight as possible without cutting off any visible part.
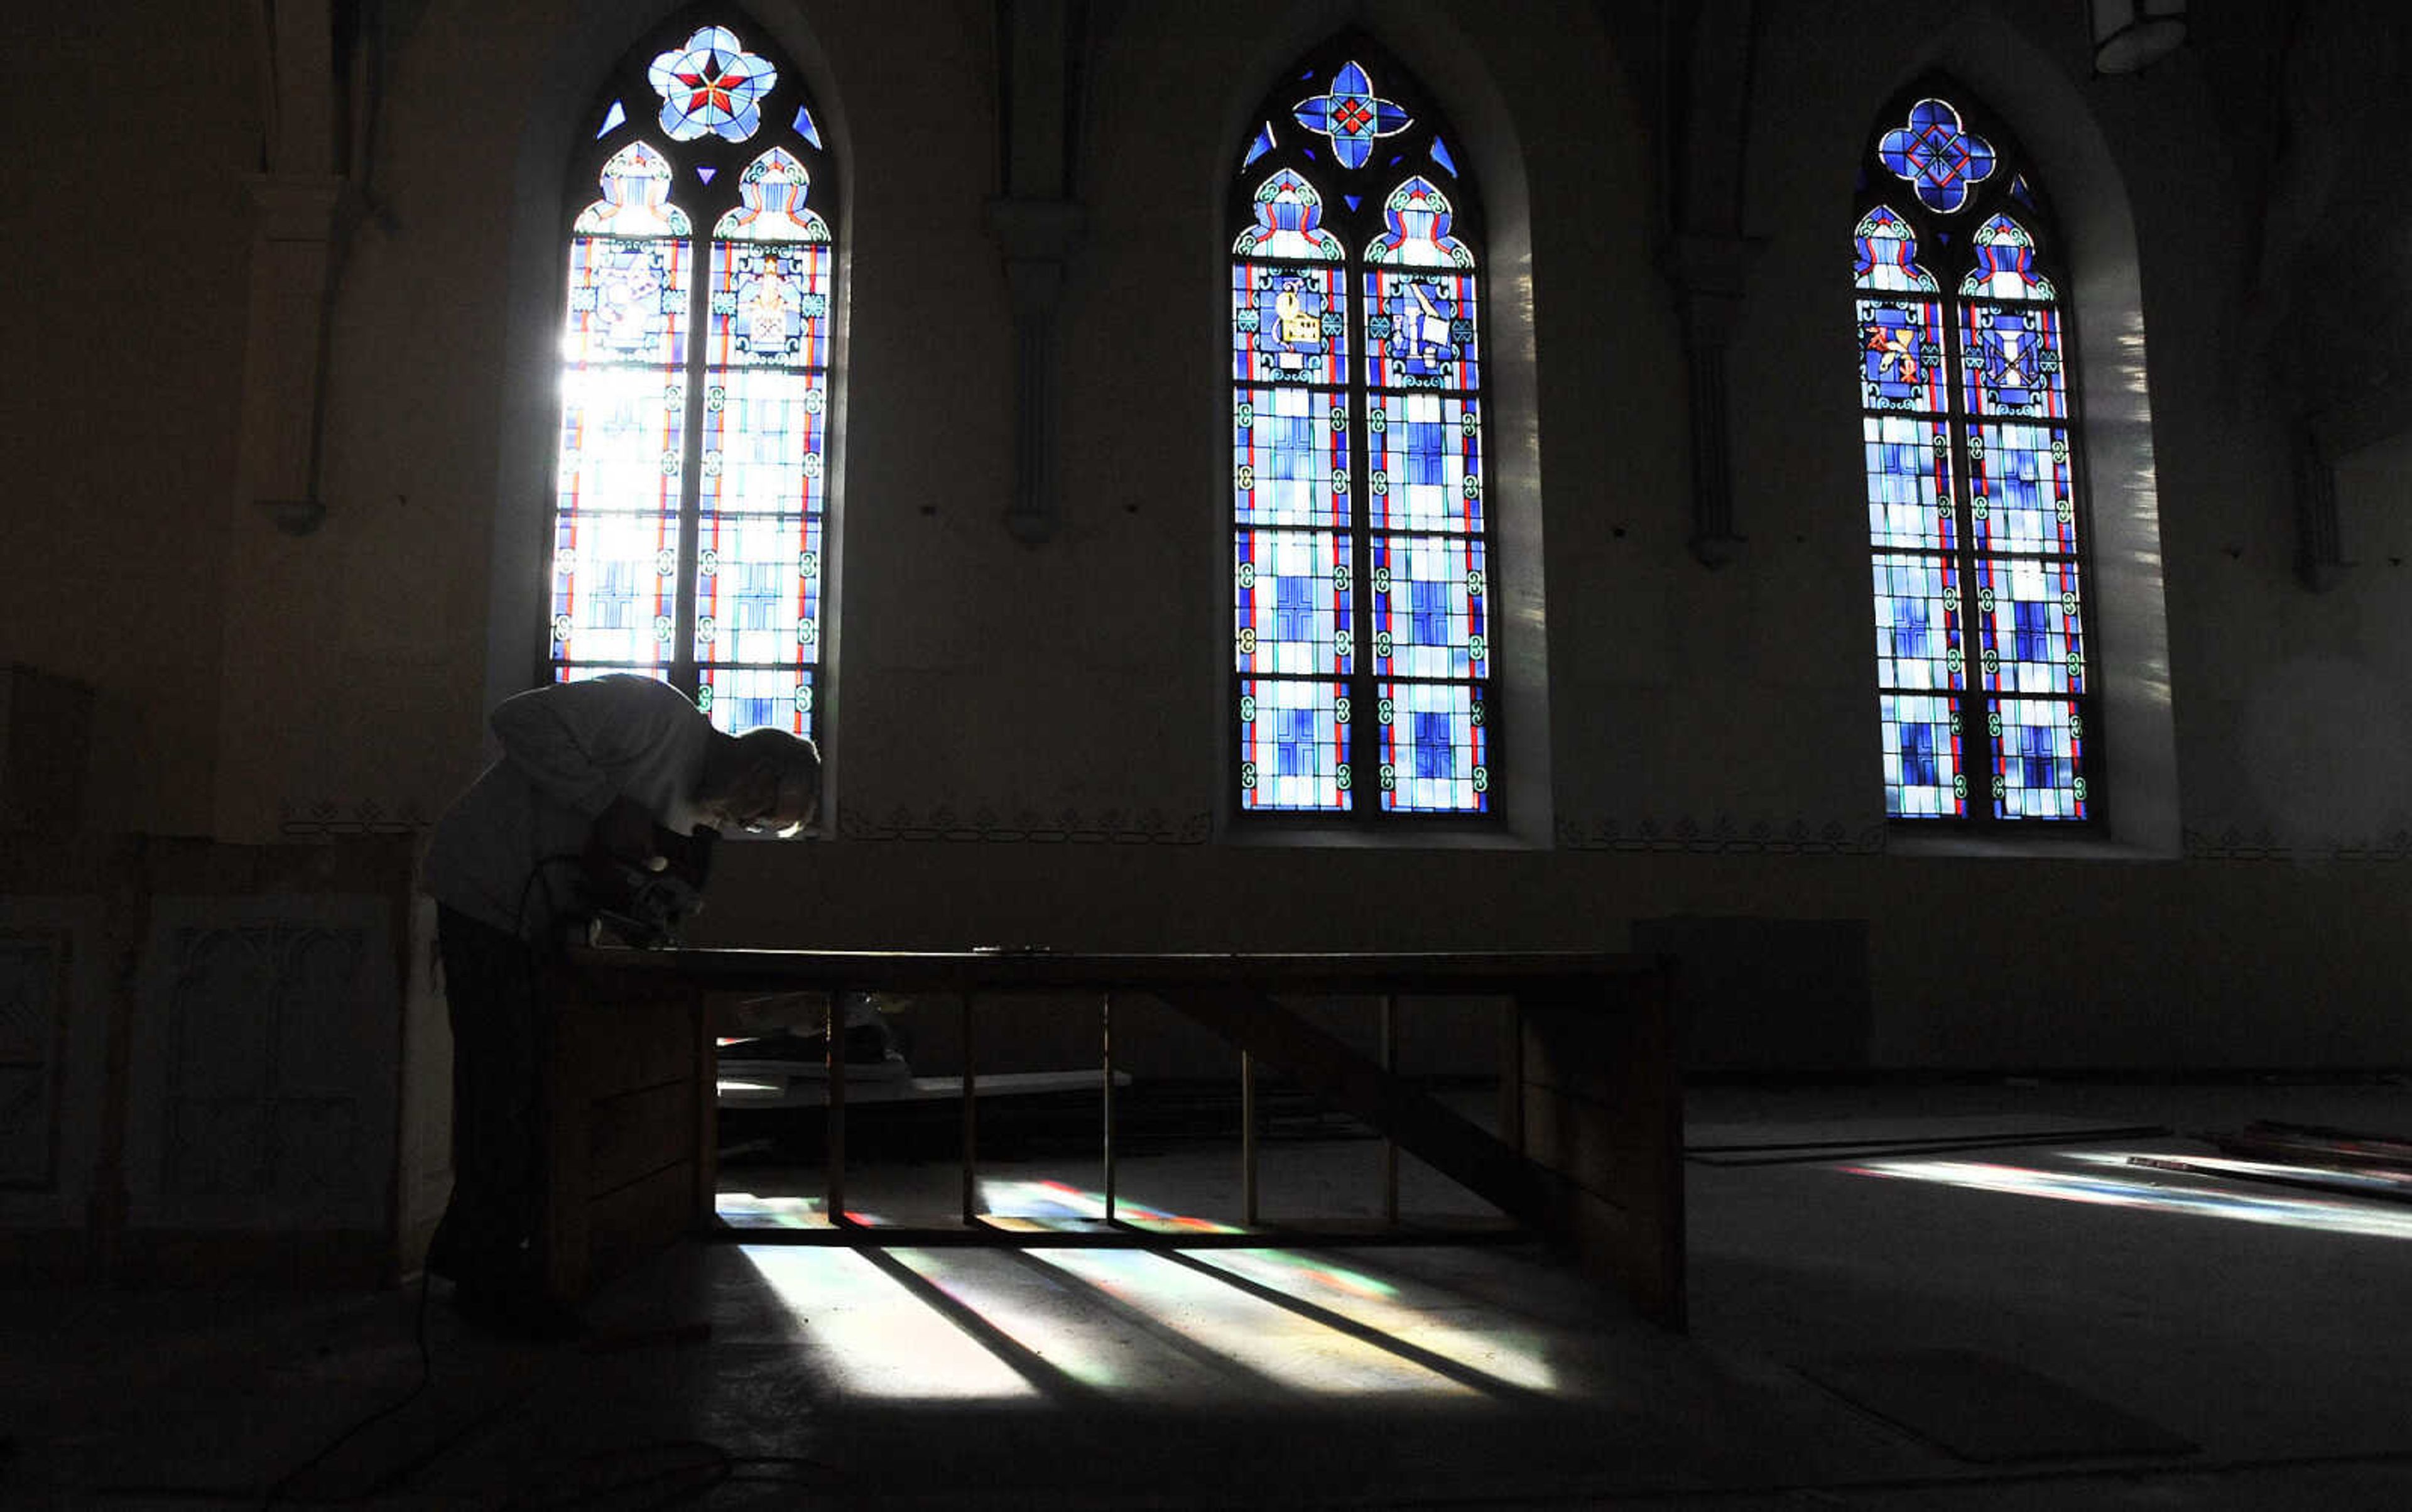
[728,1188,1562,1404]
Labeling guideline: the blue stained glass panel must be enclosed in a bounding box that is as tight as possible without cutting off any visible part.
[1879,693,1965,818]
[708,241,833,369]
[1233,386,1349,528]
[1367,535,1486,678]
[1242,121,1276,169]
[1376,680,1487,813]
[1429,134,1457,177]
[693,512,822,665]
[1235,529,1353,675]
[1863,416,1955,551]
[1958,301,2067,418]
[698,665,815,739]
[1975,557,2085,695]
[564,237,692,368]
[792,104,823,148]
[1232,263,1348,384]
[1239,679,1348,812]
[549,511,678,669]
[557,366,686,516]
[1368,394,1482,533]
[1871,554,1964,692]
[1853,205,1936,293]
[1857,297,1947,412]
[1969,423,2078,554]
[597,101,626,138]
[1876,98,1996,214]
[1991,697,2085,820]
[1234,170,1347,260]
[1290,60,1411,170]
[1961,215,2056,300]
[700,369,824,515]
[1366,269,1479,389]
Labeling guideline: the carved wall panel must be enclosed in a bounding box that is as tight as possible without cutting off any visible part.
[126,898,397,1230]
[0,930,69,1188]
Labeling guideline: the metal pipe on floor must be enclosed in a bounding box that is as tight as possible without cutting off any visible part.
[826,989,847,1224]
[1500,996,1524,1156]
[1101,991,1116,1222]
[1241,1048,1258,1226]
[1381,993,1399,1226]
[960,993,977,1225]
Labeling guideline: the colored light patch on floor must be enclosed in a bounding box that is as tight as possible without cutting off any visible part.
[738,1246,1038,1400]
[2072,1150,2412,1202]
[981,1178,1244,1233]
[1182,1248,1559,1393]
[878,1248,1234,1398]
[1847,1156,2412,1241]
[717,1191,834,1229]
[1028,1248,1477,1397]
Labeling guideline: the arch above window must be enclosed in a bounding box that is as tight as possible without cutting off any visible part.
[1227,36,1497,820]
[1852,84,2095,827]
[545,13,839,745]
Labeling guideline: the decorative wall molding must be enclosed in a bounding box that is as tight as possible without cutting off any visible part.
[278,797,430,840]
[2182,826,2412,862]
[1555,816,1887,856]
[839,805,1210,845]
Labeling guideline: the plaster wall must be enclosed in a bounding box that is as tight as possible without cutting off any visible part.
[0,12,253,834]
[13,0,2411,1069]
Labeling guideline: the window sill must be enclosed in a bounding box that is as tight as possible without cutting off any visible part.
[1216,818,1546,851]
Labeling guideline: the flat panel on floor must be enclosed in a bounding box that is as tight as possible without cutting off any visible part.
[1795,1346,2197,1461]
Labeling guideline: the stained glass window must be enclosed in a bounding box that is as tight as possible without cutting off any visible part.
[548,16,839,748]
[1853,87,2094,824]
[1230,40,1492,817]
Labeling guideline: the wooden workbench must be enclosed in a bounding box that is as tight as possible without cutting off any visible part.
[536,947,1683,1327]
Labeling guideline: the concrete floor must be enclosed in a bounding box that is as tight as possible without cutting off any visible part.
[8,1078,2412,1508]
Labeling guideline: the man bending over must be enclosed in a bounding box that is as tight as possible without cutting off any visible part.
[420,673,818,1335]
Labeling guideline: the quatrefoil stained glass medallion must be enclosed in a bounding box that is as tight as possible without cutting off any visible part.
[1877,98,1997,214]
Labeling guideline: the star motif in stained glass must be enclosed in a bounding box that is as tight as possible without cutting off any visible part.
[1291,60,1411,170]
[1877,98,1996,213]
[648,26,778,143]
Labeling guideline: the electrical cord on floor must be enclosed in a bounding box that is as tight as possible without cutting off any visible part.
[245,847,581,1509]
[256,1265,435,1509]
[496,1440,847,1510]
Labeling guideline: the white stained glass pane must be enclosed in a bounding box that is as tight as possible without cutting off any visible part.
[558,366,686,517]
[1234,386,1349,529]
[1239,678,1347,812]
[550,511,679,667]
[700,665,813,739]
[1377,680,1487,813]
[702,368,825,516]
[1369,393,1482,535]
[1235,530,1352,677]
[696,513,821,665]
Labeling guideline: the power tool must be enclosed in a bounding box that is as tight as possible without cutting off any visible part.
[582,824,717,950]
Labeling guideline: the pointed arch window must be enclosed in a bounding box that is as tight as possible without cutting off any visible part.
[547,17,839,742]
[1228,41,1494,818]
[1853,88,2096,824]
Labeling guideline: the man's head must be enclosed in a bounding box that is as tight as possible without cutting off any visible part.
[702,727,822,836]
